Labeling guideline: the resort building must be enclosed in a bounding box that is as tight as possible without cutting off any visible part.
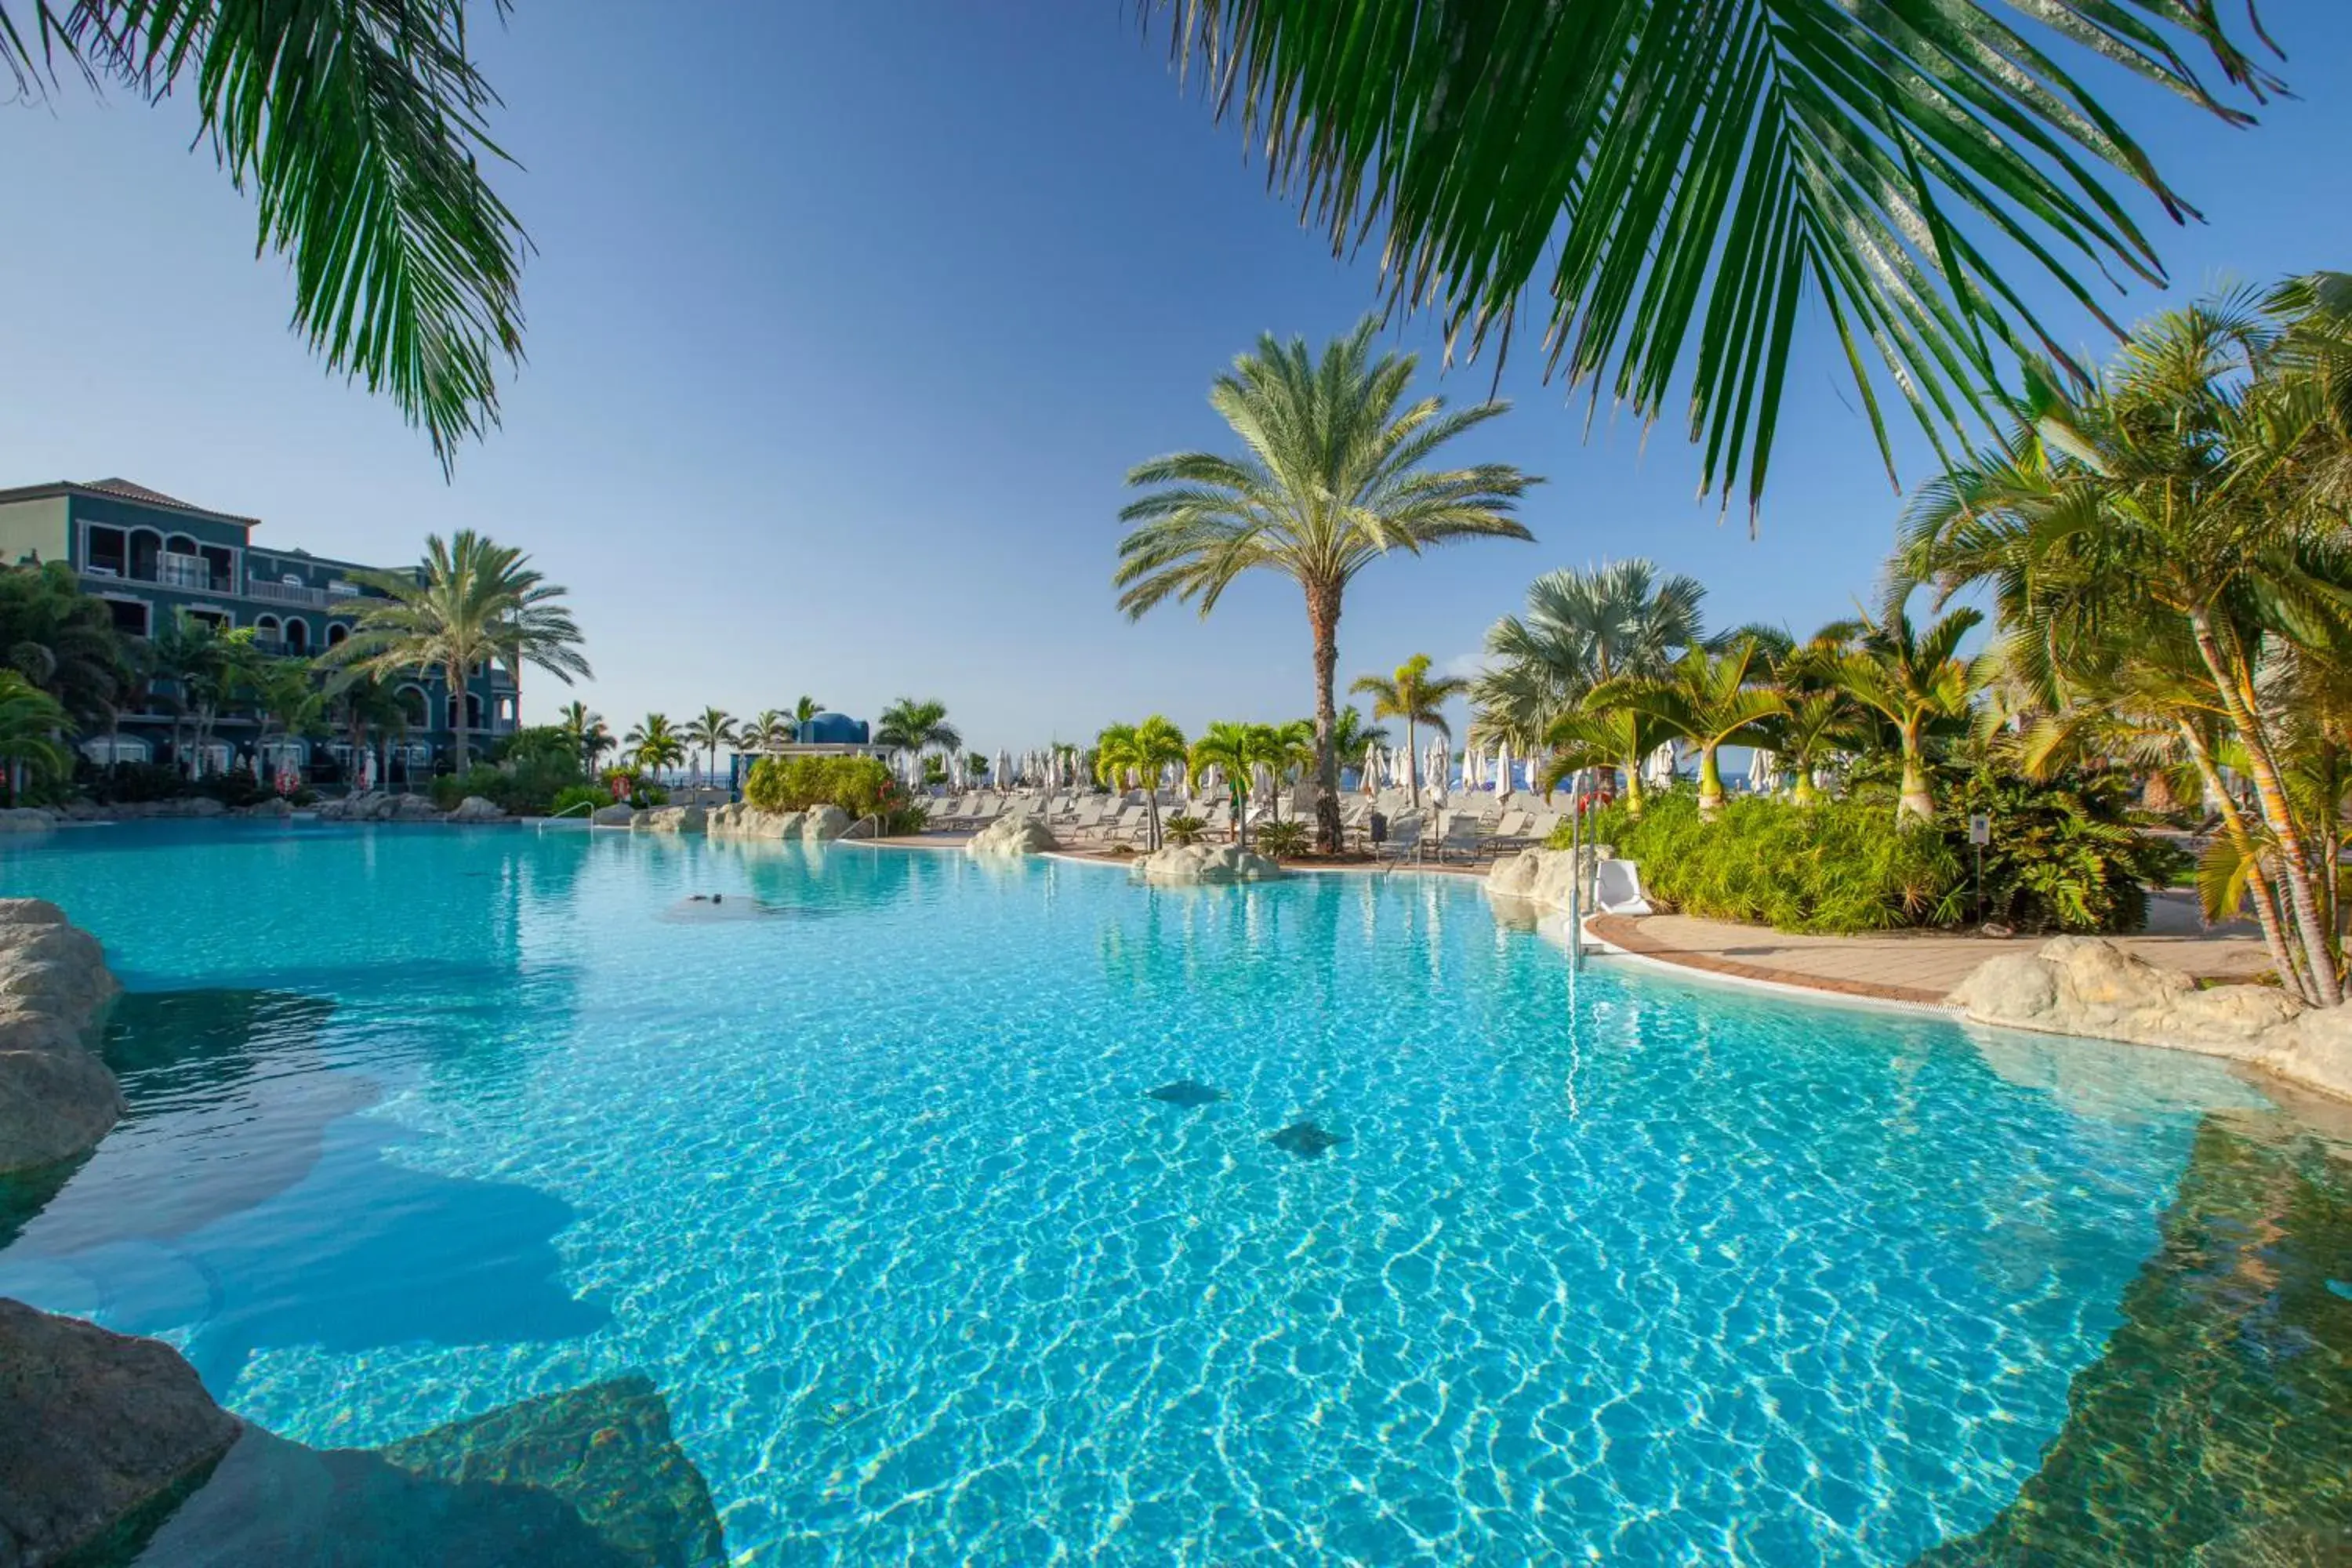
[0,477,515,777]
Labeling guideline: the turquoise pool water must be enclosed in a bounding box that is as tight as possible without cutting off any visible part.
[0,822,2332,1563]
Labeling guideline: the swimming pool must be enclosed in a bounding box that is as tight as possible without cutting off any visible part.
[2,822,2345,1563]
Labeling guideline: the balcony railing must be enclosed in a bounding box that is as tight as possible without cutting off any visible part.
[245,579,332,609]
[80,559,233,596]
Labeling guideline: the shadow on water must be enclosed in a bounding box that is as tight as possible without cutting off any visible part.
[3,988,605,1397]
[1914,1110,2352,1565]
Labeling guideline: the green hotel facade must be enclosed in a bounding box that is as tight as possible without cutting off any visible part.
[0,477,516,778]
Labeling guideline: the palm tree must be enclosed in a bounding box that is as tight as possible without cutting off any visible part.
[1096,716,1190,850]
[328,673,410,791]
[1119,320,1537,853]
[1474,560,1709,743]
[1538,703,1679,821]
[682,707,737,789]
[555,700,610,770]
[1250,720,1316,821]
[1151,4,2281,518]
[5,5,524,468]
[0,672,71,803]
[625,713,684,777]
[1328,706,1389,793]
[0,561,134,728]
[874,699,960,773]
[791,695,824,735]
[1827,604,1996,826]
[1766,691,1866,809]
[1349,654,1466,808]
[742,709,793,754]
[332,532,584,773]
[1592,641,1786,818]
[1186,721,1261,850]
[148,612,255,777]
[249,657,325,779]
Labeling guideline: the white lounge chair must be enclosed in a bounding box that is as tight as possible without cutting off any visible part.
[1593,858,1653,916]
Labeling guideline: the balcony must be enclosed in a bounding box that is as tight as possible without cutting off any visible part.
[80,555,233,596]
[245,578,332,609]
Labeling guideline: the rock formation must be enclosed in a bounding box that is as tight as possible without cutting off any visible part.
[967,813,1056,858]
[1483,844,1614,915]
[590,803,636,826]
[0,808,56,833]
[0,900,125,1173]
[446,797,506,823]
[0,1297,242,1567]
[706,803,800,839]
[800,804,851,843]
[1950,935,2352,1103]
[630,805,707,834]
[1133,844,1285,884]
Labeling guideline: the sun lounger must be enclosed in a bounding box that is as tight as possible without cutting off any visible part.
[1594,858,1653,916]
[1433,811,1489,862]
[1479,810,1531,851]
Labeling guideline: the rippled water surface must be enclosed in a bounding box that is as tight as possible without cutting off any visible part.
[2,821,2343,1565]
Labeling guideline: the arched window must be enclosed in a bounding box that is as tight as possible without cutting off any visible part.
[326,623,350,648]
[397,684,430,729]
[254,615,281,642]
[165,533,198,556]
[284,619,309,654]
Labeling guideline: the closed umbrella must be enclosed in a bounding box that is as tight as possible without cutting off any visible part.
[996,748,1011,793]
[1494,739,1514,797]
[1748,746,1780,794]
[1643,741,1678,788]
[1426,737,1448,800]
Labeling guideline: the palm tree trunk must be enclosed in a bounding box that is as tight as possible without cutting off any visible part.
[1697,744,1726,818]
[2189,612,2339,1004]
[1619,756,1645,819]
[1896,733,1936,825]
[1306,580,1344,854]
[1405,716,1420,808]
[447,659,471,773]
[2177,717,2307,1001]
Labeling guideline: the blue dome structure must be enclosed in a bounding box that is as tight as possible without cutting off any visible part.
[800,712,869,746]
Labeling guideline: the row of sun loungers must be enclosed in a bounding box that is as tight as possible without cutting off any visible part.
[920,790,1569,862]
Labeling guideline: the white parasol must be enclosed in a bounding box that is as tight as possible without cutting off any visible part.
[1643,741,1678,787]
[1748,746,1780,793]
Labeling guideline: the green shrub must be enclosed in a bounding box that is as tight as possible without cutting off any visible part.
[1254,820,1311,858]
[1552,773,2181,935]
[743,755,904,819]
[430,752,586,816]
[549,783,608,818]
[630,784,670,809]
[1943,769,2190,934]
[1164,814,1206,847]
[1554,793,1964,934]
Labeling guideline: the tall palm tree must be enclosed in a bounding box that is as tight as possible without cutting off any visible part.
[791,695,824,735]
[1349,654,1466,808]
[682,707,736,789]
[555,700,604,769]
[1119,320,1537,853]
[328,673,410,791]
[332,532,584,773]
[1250,720,1316,821]
[149,612,255,776]
[0,561,134,728]
[1186,721,1261,851]
[1827,604,1996,826]
[1475,560,1709,741]
[1538,703,1679,821]
[1096,716,1190,850]
[1152,3,2282,518]
[625,713,684,777]
[1592,641,1786,818]
[874,699,960,773]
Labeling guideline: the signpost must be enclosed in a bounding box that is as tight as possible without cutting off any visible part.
[1968,812,1991,924]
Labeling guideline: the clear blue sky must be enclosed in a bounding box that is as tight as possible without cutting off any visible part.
[5,4,2349,753]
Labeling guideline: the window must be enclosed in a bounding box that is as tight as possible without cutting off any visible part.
[103,598,148,637]
[85,526,128,575]
[326,623,350,647]
[187,609,228,631]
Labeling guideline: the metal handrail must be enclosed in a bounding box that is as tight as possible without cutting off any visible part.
[539,800,597,833]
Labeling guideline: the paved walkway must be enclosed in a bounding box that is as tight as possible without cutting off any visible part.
[1591,892,2271,1006]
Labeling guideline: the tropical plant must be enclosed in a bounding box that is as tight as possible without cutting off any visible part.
[247,656,325,769]
[325,672,410,789]
[1096,716,1189,850]
[1825,604,1996,826]
[148,612,255,775]
[555,699,615,771]
[1186,720,1260,849]
[1537,701,1679,821]
[1765,690,1867,808]
[1350,654,1465,808]
[1900,278,2352,1003]
[1250,720,1316,820]
[1327,705,1389,791]
[624,713,684,775]
[0,670,71,802]
[742,710,793,754]
[0,561,133,727]
[1150,2,2283,518]
[1254,819,1311,859]
[682,707,736,789]
[1472,560,1708,743]
[742,755,915,828]
[2,2,526,466]
[1118,320,1537,851]
[332,532,587,772]
[1589,641,1784,818]
[791,695,823,733]
[875,699,960,771]
[1163,814,1207,848]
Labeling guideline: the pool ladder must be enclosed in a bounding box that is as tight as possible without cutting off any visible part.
[538,800,597,834]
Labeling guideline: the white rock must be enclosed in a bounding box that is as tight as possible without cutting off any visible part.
[967,813,1057,859]
[0,807,57,833]
[633,805,707,834]
[707,804,803,839]
[1950,936,2303,1063]
[1483,844,1613,914]
[2258,1004,2352,1105]
[389,794,441,822]
[1134,844,1285,884]
[446,796,505,823]
[590,803,636,826]
[801,805,851,843]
